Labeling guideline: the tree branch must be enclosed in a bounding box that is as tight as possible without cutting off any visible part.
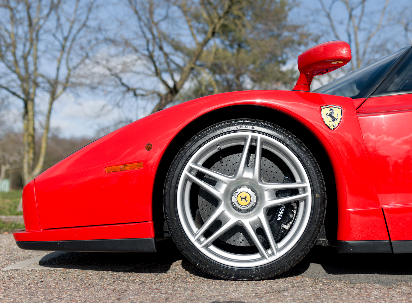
[319,0,341,40]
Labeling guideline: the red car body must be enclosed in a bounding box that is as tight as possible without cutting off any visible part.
[14,43,412,255]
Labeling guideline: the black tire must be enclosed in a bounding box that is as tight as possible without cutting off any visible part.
[164,119,326,280]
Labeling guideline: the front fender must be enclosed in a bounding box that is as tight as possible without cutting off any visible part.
[33,90,388,241]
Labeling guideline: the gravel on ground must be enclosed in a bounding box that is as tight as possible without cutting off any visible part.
[1,234,412,302]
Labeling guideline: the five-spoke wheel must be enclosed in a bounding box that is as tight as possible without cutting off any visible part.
[164,119,325,280]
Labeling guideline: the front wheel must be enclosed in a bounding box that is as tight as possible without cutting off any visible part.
[164,119,326,280]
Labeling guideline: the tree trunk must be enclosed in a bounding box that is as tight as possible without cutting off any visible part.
[22,99,36,185]
[22,97,53,184]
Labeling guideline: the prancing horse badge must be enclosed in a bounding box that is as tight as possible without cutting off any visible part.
[321,106,342,130]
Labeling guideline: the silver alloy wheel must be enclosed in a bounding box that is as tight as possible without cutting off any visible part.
[176,131,312,268]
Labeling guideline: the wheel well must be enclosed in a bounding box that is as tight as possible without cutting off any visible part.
[152,105,338,243]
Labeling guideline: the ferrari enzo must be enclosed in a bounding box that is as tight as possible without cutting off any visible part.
[14,41,412,280]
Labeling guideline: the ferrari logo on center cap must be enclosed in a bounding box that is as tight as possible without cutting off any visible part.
[321,105,342,130]
[237,192,251,206]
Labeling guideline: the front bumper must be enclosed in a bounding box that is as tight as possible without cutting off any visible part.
[14,221,155,242]
[16,238,156,252]
[14,221,155,252]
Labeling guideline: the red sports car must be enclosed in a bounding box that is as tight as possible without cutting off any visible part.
[14,41,412,280]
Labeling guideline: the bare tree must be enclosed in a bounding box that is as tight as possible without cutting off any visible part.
[318,0,392,71]
[96,0,244,114]
[0,0,99,184]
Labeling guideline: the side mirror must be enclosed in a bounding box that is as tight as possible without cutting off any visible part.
[293,41,351,92]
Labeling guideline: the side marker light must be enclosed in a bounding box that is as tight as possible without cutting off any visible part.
[105,162,143,173]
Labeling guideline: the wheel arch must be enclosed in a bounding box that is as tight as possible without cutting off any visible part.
[152,104,337,243]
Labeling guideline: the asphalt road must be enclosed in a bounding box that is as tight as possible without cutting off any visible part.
[2,234,412,302]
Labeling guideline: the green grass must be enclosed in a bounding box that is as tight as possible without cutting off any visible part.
[0,190,23,216]
[0,219,25,233]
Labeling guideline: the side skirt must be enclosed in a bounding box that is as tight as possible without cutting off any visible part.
[337,241,392,253]
[16,238,156,252]
[392,241,412,254]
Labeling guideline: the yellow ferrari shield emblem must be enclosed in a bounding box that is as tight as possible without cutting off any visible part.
[321,106,342,130]
[237,192,251,206]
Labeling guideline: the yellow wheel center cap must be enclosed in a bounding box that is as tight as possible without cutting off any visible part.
[231,186,257,213]
[237,192,251,206]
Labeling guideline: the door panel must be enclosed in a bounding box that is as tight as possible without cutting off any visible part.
[358,94,412,241]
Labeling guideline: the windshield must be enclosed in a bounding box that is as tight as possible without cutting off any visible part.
[313,48,408,98]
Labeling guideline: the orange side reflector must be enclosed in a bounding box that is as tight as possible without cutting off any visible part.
[105,162,143,173]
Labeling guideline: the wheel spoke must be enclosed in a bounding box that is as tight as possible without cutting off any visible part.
[260,182,309,191]
[263,193,308,209]
[185,171,224,200]
[258,215,277,256]
[253,135,262,182]
[244,220,269,259]
[200,219,237,248]
[235,135,252,178]
[194,206,225,241]
[189,164,233,184]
